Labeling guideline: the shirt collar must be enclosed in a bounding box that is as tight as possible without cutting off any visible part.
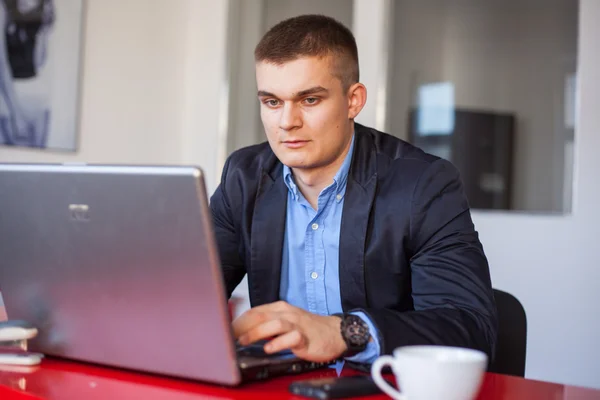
[283,133,355,202]
[283,166,300,200]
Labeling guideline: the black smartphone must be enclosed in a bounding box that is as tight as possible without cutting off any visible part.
[288,375,382,399]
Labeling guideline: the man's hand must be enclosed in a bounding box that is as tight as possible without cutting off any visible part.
[233,301,347,362]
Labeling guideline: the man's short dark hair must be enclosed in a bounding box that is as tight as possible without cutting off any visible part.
[255,14,359,91]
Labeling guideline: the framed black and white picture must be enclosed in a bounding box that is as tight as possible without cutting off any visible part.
[0,0,84,151]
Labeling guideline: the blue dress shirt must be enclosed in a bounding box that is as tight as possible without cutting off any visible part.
[279,135,380,364]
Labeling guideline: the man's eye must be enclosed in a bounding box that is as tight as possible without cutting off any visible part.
[265,99,279,107]
[304,97,319,104]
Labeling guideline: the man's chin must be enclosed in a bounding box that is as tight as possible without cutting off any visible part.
[275,152,310,169]
[282,161,309,169]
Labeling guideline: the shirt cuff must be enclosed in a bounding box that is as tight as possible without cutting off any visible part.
[344,311,381,364]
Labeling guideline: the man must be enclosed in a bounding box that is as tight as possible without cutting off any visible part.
[210,14,497,366]
[0,0,54,147]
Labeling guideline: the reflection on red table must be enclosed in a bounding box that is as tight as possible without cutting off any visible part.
[0,358,599,400]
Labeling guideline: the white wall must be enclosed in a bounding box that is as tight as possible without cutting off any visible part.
[359,0,600,389]
[353,0,392,132]
[388,0,578,212]
[263,0,353,31]
[0,0,230,195]
[225,0,264,154]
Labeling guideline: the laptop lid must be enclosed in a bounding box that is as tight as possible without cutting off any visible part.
[0,163,242,385]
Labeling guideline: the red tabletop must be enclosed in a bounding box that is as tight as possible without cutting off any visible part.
[0,357,598,400]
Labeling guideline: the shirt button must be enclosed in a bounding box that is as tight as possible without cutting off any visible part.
[311,223,319,230]
[336,194,342,201]
[311,272,319,280]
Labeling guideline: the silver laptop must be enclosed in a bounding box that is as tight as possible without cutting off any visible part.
[0,163,329,385]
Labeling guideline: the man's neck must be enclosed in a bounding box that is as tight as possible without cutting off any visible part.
[292,137,353,210]
[292,167,339,210]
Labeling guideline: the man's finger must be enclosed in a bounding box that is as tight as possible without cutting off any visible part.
[247,300,291,313]
[264,330,306,354]
[238,318,294,346]
[232,309,270,338]
[245,300,293,312]
[232,301,295,337]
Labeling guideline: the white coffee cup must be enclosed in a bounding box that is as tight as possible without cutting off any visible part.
[371,345,488,400]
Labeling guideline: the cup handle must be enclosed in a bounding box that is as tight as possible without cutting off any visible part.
[371,356,405,400]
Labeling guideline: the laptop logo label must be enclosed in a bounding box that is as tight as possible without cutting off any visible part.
[69,204,90,222]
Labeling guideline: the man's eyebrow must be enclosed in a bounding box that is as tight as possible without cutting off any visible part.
[296,86,328,97]
[257,90,276,97]
[256,86,329,98]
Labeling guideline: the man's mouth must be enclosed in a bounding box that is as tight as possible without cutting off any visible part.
[282,140,310,149]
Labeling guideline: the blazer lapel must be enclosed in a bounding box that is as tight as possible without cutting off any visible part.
[249,168,287,306]
[339,126,378,311]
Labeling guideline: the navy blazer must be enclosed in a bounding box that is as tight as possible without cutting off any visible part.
[210,123,498,359]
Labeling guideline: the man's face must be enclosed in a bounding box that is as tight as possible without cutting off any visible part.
[256,56,357,171]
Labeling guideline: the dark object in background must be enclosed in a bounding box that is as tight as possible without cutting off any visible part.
[289,375,382,399]
[488,289,527,377]
[3,0,55,79]
[409,108,515,210]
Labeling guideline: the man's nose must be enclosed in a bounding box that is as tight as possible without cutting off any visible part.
[279,103,302,131]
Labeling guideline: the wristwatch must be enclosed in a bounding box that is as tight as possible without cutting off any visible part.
[334,313,371,357]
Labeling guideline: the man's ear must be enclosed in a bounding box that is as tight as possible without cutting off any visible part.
[347,83,367,120]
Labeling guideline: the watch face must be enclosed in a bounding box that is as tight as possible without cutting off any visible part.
[343,315,370,347]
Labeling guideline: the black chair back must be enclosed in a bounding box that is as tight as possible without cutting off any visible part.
[488,289,527,377]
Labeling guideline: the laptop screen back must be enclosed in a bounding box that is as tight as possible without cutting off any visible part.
[0,164,242,385]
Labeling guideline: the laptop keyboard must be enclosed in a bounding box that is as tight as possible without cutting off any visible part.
[235,340,332,380]
[235,340,294,358]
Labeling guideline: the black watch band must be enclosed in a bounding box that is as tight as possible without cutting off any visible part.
[334,312,371,357]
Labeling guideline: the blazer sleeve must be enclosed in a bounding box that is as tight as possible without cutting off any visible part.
[209,157,247,298]
[357,158,498,360]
